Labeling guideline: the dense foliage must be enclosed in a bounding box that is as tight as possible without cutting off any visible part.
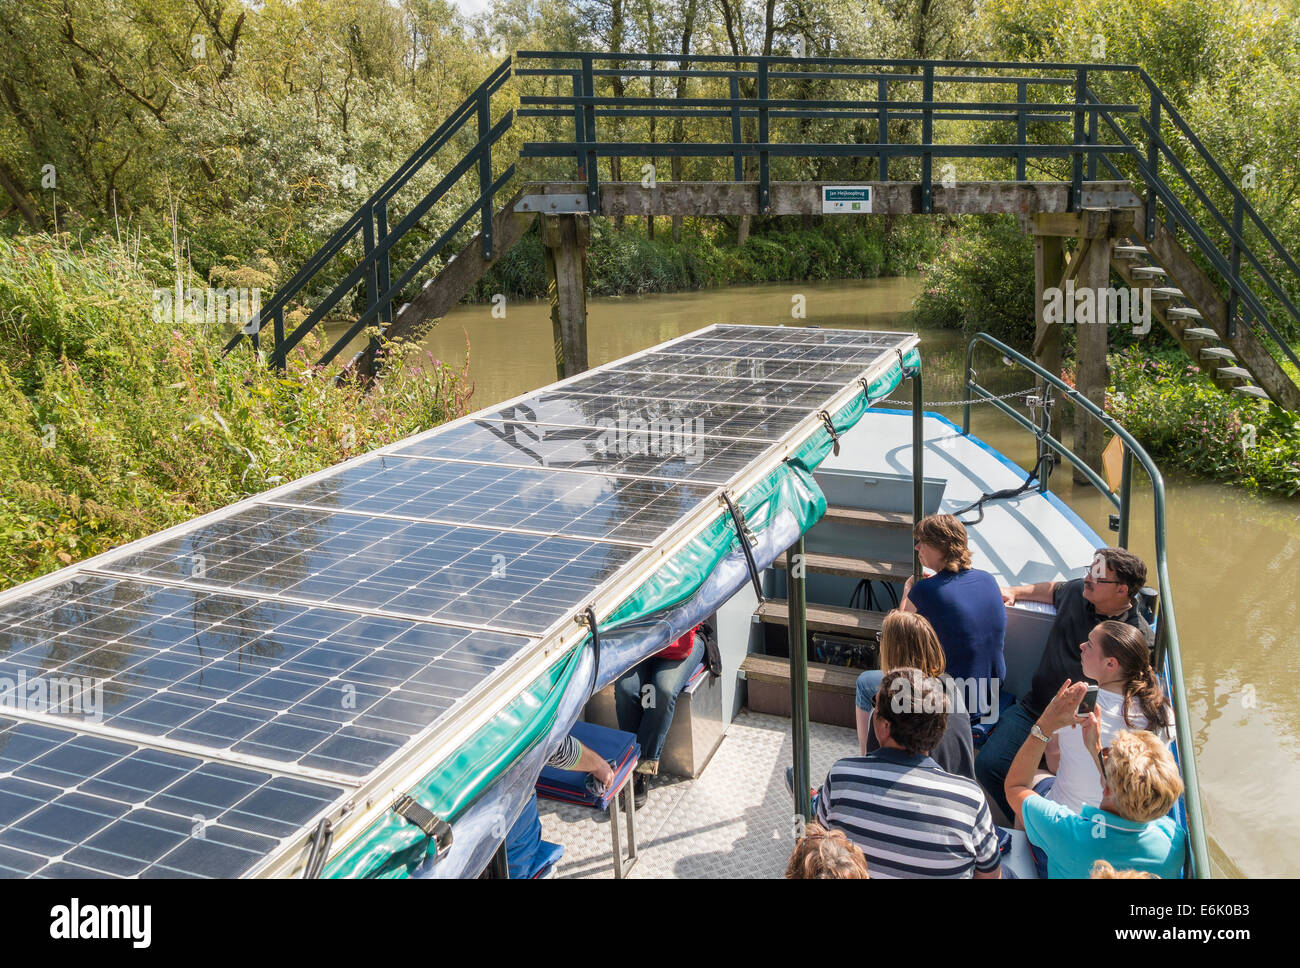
[0,235,471,589]
[1108,348,1300,496]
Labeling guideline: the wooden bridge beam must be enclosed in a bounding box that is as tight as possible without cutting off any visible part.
[541,213,591,379]
[528,181,1138,217]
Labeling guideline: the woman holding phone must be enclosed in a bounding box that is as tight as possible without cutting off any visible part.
[1034,620,1174,815]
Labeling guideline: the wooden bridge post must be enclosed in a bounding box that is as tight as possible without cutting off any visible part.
[1073,213,1115,482]
[1033,233,1066,383]
[541,213,591,379]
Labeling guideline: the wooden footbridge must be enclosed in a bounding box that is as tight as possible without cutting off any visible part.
[224,52,1300,473]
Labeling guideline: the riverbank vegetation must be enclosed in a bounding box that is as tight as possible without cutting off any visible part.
[1107,349,1300,497]
[0,235,471,590]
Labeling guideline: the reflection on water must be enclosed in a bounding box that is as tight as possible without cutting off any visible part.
[415,276,1298,877]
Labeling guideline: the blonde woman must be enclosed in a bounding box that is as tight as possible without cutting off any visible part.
[785,824,870,879]
[1005,680,1187,879]
[854,610,975,779]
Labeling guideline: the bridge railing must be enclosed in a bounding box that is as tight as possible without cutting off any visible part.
[223,57,518,372]
[228,52,1300,386]
[962,332,1210,879]
[1084,77,1300,372]
[515,52,1146,214]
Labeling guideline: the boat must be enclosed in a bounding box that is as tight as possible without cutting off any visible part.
[0,325,1205,879]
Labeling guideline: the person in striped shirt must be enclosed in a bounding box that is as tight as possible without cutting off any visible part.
[814,668,1003,879]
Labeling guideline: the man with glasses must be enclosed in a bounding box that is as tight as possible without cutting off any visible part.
[973,548,1154,824]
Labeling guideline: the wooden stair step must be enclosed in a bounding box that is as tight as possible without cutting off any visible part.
[822,505,913,529]
[1232,384,1272,400]
[1201,346,1237,361]
[740,653,862,696]
[1216,366,1252,380]
[772,551,912,582]
[1151,287,1184,300]
[1180,326,1217,340]
[756,599,887,639]
[1115,245,1149,257]
[1131,265,1168,278]
[1168,307,1204,320]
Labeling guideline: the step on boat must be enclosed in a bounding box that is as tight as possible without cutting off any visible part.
[0,325,1206,879]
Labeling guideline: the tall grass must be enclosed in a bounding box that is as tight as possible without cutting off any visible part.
[0,235,472,590]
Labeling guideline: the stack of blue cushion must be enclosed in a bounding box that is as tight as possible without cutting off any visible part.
[536,720,641,811]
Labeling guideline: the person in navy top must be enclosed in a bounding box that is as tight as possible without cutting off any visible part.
[900,514,1006,721]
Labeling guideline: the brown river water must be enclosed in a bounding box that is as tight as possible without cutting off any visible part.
[379,276,1299,878]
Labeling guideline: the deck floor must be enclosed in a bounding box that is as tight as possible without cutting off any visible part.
[539,710,854,879]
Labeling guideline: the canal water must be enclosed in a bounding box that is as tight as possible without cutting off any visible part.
[412,276,1299,878]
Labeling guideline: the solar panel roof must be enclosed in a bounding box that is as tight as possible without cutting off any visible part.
[0,324,917,877]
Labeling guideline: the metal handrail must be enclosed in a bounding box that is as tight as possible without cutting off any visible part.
[224,57,515,368]
[962,333,1209,879]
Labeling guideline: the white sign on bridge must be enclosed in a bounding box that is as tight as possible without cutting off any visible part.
[822,186,872,214]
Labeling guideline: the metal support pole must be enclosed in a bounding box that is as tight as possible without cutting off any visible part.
[582,54,599,214]
[1072,68,1086,212]
[375,201,392,326]
[1016,80,1027,182]
[362,202,380,365]
[912,365,924,582]
[572,71,584,183]
[921,65,934,214]
[787,537,811,823]
[1038,388,1053,495]
[1146,93,1160,240]
[1118,445,1133,549]
[477,87,495,259]
[1087,101,1098,181]
[271,308,284,373]
[1228,195,1243,338]
[730,75,743,181]
[758,61,770,212]
[877,77,889,181]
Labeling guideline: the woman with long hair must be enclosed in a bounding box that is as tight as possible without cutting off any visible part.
[1037,619,1174,816]
[854,610,975,779]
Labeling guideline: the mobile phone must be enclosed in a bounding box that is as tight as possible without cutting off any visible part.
[1077,684,1100,716]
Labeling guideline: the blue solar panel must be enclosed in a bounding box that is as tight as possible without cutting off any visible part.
[0,575,531,775]
[387,420,770,485]
[0,716,344,878]
[98,505,640,634]
[479,393,806,441]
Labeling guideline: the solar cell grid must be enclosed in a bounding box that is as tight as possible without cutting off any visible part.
[96,505,640,635]
[479,393,805,442]
[607,352,873,386]
[387,420,771,485]
[0,716,345,878]
[0,574,532,778]
[266,455,717,544]
[560,371,844,409]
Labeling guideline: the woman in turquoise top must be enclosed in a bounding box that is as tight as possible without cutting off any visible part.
[1004,680,1187,879]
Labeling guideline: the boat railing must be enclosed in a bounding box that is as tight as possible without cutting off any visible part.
[960,332,1209,879]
